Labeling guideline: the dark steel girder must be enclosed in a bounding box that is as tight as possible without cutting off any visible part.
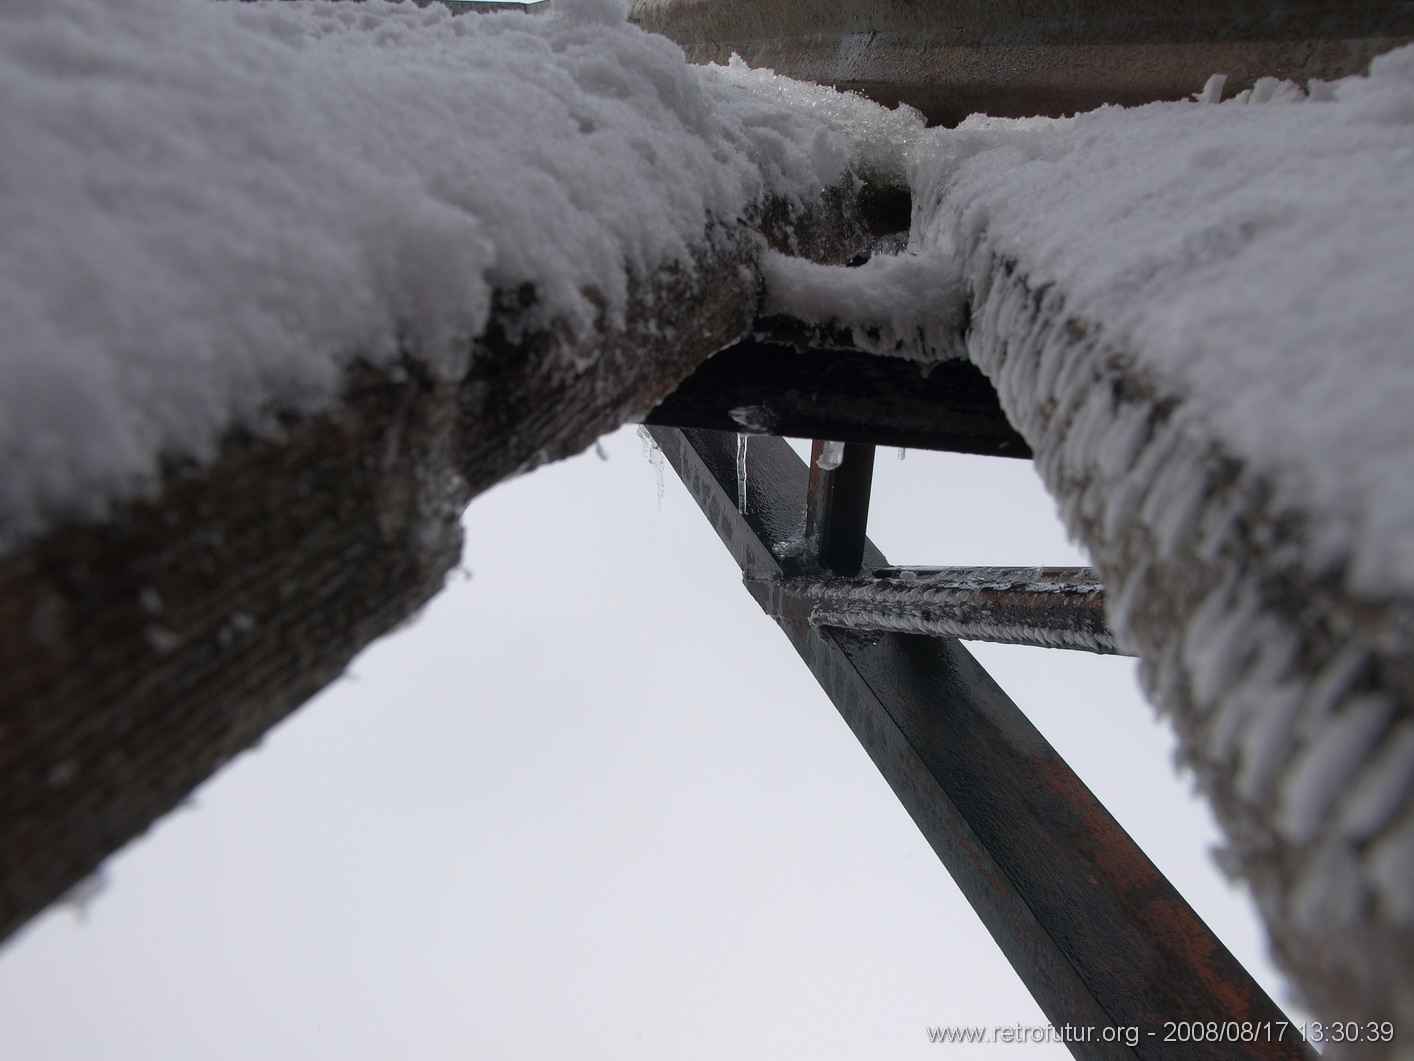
[647,426,1311,1061]
[643,341,1032,459]
[629,0,1414,127]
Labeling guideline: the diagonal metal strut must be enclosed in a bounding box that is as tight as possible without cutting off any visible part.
[647,426,1311,1061]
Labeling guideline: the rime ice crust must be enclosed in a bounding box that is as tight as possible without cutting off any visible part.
[759,249,966,360]
[0,0,918,552]
[903,55,1414,1051]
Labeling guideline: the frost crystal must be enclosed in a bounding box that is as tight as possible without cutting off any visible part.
[815,441,845,471]
[0,0,919,551]
[735,434,749,515]
[728,405,774,434]
[636,426,665,508]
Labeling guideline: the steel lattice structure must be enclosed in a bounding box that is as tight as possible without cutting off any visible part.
[2,2,1411,1054]
[636,423,1307,1060]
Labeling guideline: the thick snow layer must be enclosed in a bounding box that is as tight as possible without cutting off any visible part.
[697,56,924,186]
[877,51,1414,1041]
[911,53,1414,598]
[759,248,964,360]
[0,0,916,551]
[761,54,1414,603]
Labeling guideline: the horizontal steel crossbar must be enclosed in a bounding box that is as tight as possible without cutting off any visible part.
[769,565,1127,655]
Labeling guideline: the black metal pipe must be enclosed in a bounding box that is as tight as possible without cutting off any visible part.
[803,441,876,575]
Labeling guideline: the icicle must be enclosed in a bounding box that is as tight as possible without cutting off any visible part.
[897,447,907,461]
[736,433,749,514]
[1194,72,1227,104]
[816,440,844,470]
[636,426,665,509]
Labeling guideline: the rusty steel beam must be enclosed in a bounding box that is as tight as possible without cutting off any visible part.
[629,0,1414,127]
[647,426,1312,1061]
[770,566,1127,655]
[643,341,1032,458]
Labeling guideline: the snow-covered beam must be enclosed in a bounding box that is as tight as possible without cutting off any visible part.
[0,244,769,945]
[806,50,1414,1055]
[0,0,913,944]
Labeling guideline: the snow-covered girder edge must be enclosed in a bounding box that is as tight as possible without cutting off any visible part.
[0,191,881,946]
[962,249,1414,1048]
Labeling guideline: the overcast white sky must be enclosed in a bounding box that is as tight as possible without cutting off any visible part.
[0,425,1306,1059]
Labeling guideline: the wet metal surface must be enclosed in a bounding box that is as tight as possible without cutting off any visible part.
[647,426,1313,1060]
[804,441,876,575]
